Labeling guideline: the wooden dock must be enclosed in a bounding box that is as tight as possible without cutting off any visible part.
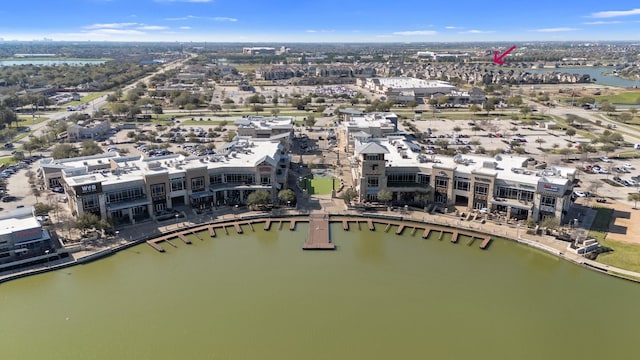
[234,222,243,234]
[396,224,405,235]
[146,240,165,252]
[264,219,271,231]
[290,219,296,231]
[208,226,216,237]
[304,214,335,250]
[451,231,459,243]
[367,218,375,231]
[342,219,349,231]
[178,234,191,244]
[422,228,430,238]
[480,237,492,250]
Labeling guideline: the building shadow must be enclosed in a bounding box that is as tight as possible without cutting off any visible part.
[608,209,631,235]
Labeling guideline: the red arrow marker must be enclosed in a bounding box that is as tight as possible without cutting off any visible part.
[493,45,516,65]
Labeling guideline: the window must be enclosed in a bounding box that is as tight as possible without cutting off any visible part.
[106,187,145,204]
[435,176,448,188]
[151,183,165,197]
[540,195,556,207]
[521,191,534,202]
[474,183,489,195]
[191,176,205,191]
[82,194,99,210]
[367,177,379,187]
[170,177,185,192]
[365,154,382,161]
[454,177,470,191]
[225,173,255,184]
[496,186,534,202]
[261,175,271,185]
[387,173,415,185]
[210,174,223,185]
[417,174,430,185]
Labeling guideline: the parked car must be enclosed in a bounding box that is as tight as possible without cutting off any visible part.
[573,191,587,197]
[600,156,611,163]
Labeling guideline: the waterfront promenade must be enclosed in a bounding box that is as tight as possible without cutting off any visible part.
[2,195,640,283]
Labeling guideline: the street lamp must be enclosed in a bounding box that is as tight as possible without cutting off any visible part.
[516,223,521,239]
[45,249,50,267]
[175,213,180,230]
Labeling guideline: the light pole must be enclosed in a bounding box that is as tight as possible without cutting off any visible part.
[516,223,521,239]
[175,213,180,230]
[45,249,50,267]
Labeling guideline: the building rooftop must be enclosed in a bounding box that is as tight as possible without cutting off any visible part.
[235,116,293,130]
[0,217,40,236]
[54,137,285,187]
[372,77,457,90]
[357,136,576,185]
[344,112,397,130]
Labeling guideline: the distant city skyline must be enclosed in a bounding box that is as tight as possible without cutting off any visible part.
[1,1,639,43]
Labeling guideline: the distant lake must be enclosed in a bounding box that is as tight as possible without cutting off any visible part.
[526,67,639,88]
[0,59,106,66]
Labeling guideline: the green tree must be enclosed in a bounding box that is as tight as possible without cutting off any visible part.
[600,143,616,156]
[540,217,559,231]
[565,128,576,140]
[223,130,237,142]
[51,144,79,159]
[377,188,393,206]
[519,105,530,118]
[600,102,616,115]
[247,189,271,208]
[304,115,316,128]
[277,189,296,206]
[469,104,481,115]
[80,140,103,157]
[506,96,523,107]
[343,188,358,204]
[483,98,496,115]
[619,112,633,123]
[629,193,640,209]
[72,213,102,236]
[152,104,164,119]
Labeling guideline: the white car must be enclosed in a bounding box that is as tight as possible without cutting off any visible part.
[600,157,612,163]
[573,191,587,197]
[624,163,635,170]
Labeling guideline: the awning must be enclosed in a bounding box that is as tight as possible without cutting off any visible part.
[107,199,151,211]
[190,190,213,199]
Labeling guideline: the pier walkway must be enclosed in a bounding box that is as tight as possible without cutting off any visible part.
[303,214,335,250]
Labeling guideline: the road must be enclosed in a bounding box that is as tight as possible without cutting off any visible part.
[527,100,640,142]
[0,54,194,158]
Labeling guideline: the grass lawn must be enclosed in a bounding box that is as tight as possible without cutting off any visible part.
[301,175,339,195]
[589,207,640,272]
[596,91,640,105]
[0,157,16,166]
[67,91,107,106]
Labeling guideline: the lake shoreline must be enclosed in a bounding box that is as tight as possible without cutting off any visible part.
[2,211,639,285]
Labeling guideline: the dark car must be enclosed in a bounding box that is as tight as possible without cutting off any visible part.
[2,196,17,202]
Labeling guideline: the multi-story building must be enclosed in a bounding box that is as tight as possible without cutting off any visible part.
[352,136,576,223]
[0,208,57,268]
[39,137,290,225]
[339,112,398,152]
[242,47,276,55]
[67,118,111,142]
[357,77,458,103]
[234,116,294,139]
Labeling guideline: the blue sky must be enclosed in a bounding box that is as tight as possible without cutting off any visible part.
[1,0,639,42]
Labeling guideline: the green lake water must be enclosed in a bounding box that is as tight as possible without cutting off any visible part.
[2,223,640,359]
